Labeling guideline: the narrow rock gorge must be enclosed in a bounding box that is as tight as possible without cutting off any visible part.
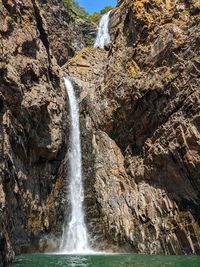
[0,0,200,265]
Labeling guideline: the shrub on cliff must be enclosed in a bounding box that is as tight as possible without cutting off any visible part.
[87,6,113,23]
[63,0,88,18]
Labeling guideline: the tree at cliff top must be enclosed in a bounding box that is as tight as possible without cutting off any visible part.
[53,1,113,23]
[63,0,88,18]
[87,6,113,23]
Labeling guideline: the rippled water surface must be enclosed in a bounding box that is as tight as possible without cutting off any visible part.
[12,253,200,267]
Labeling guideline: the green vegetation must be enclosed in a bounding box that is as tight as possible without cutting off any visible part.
[41,0,113,23]
[87,6,113,23]
[62,1,113,23]
[40,0,113,23]
[63,0,88,18]
[100,6,113,15]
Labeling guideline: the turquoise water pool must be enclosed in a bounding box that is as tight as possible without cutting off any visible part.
[12,253,200,267]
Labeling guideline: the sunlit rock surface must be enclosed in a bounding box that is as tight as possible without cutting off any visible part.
[63,0,200,255]
[0,0,200,265]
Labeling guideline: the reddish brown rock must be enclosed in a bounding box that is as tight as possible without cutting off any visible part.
[0,0,68,265]
[39,0,97,66]
[63,0,200,255]
[0,0,200,264]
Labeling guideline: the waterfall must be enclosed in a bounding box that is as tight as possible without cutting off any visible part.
[59,77,90,254]
[94,11,112,48]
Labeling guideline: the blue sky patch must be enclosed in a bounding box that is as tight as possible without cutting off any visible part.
[76,0,117,13]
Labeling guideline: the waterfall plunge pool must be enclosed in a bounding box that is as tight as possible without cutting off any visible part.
[12,253,200,267]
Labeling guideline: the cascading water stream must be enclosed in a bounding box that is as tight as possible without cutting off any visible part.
[94,11,112,48]
[59,10,113,253]
[59,77,90,254]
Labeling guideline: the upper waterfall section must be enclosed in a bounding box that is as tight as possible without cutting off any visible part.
[94,11,112,49]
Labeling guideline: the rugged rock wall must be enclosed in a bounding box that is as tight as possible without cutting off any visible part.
[0,0,68,265]
[0,0,97,265]
[39,0,97,66]
[64,0,200,255]
[0,0,200,265]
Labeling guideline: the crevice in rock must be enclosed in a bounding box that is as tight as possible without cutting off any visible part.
[31,0,55,86]
[2,0,16,14]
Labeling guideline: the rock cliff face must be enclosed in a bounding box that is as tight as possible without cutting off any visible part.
[39,0,84,66]
[39,0,97,66]
[64,0,200,255]
[0,0,68,265]
[0,0,200,265]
